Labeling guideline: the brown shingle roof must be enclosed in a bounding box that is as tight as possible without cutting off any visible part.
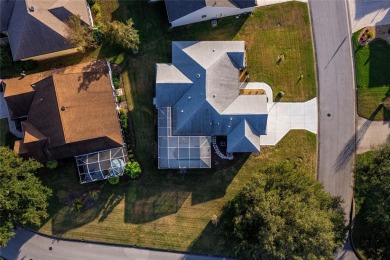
[5,60,124,161]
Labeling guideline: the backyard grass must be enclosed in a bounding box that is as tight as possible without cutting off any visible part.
[37,130,317,255]
[353,30,390,121]
[26,0,318,255]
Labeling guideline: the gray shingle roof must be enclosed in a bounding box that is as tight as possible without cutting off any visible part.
[227,119,260,152]
[155,41,268,155]
[0,0,15,32]
[165,0,257,23]
[165,0,205,23]
[7,0,91,61]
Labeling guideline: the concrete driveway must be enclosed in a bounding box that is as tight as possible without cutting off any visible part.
[261,98,318,145]
[1,228,233,260]
[348,0,390,32]
[356,117,390,154]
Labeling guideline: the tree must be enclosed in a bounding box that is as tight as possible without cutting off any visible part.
[354,144,390,259]
[0,147,52,246]
[221,165,346,259]
[66,15,97,51]
[124,161,141,179]
[105,19,140,51]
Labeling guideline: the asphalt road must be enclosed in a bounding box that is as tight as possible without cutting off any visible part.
[0,228,233,260]
[309,0,355,221]
[309,0,357,259]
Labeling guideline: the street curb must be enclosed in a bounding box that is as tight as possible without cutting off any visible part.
[20,227,235,259]
[306,0,321,182]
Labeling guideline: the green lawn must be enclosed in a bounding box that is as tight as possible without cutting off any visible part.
[353,31,390,120]
[37,130,317,255]
[27,0,318,255]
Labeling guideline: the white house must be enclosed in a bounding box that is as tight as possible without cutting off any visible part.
[164,0,257,27]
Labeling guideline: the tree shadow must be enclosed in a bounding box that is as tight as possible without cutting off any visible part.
[333,105,382,171]
[368,39,390,88]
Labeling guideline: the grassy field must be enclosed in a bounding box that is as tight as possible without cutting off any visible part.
[353,31,390,121]
[27,0,318,255]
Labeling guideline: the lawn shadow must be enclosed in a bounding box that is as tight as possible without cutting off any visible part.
[368,39,390,88]
[333,104,382,171]
[124,155,248,224]
[188,222,232,256]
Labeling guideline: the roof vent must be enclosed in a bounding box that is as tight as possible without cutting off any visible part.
[188,96,191,100]
[29,5,35,12]
[213,94,216,98]
[196,74,201,78]
[212,49,215,52]
[181,110,184,113]
[61,106,66,111]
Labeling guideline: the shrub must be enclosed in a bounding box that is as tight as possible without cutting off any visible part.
[119,110,128,130]
[46,160,58,169]
[73,198,84,211]
[89,191,100,201]
[87,0,96,5]
[117,95,125,102]
[366,31,374,39]
[112,74,121,89]
[124,161,141,179]
[108,176,120,185]
[91,3,101,14]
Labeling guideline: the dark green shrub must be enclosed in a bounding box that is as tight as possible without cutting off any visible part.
[73,198,84,211]
[46,160,58,169]
[117,95,125,102]
[108,176,120,185]
[112,74,121,89]
[87,0,96,6]
[91,3,101,14]
[124,161,141,179]
[119,109,128,132]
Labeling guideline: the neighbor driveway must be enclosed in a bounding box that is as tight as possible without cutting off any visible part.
[348,0,390,32]
[356,117,390,154]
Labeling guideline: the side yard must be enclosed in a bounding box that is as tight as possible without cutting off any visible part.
[4,0,318,255]
[353,29,390,121]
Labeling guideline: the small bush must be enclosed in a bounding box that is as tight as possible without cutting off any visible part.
[124,161,141,179]
[108,176,120,185]
[113,53,125,65]
[366,31,374,39]
[119,109,128,131]
[87,0,96,5]
[73,198,84,211]
[89,191,100,201]
[112,74,121,89]
[91,3,101,14]
[117,95,125,102]
[46,160,58,169]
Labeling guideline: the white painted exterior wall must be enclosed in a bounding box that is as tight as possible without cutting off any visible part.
[170,6,255,27]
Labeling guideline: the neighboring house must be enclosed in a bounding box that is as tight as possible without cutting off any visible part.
[164,0,257,27]
[154,41,269,169]
[0,0,93,61]
[3,60,128,183]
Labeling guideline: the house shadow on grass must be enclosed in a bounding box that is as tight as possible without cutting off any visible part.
[124,155,249,224]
